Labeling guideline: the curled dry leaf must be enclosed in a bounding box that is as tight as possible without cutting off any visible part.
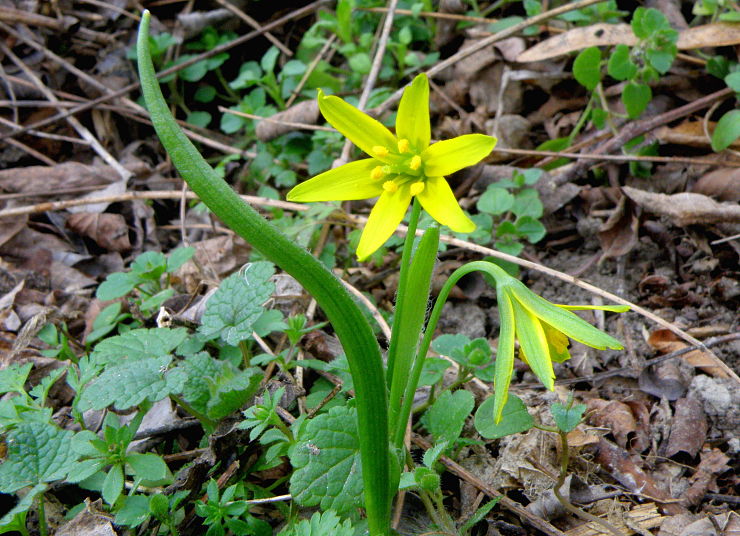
[647,329,730,378]
[639,360,687,401]
[255,99,320,142]
[517,22,740,62]
[587,399,651,452]
[598,194,640,258]
[691,167,740,203]
[622,186,740,227]
[664,397,707,459]
[588,438,686,515]
[66,212,131,252]
[654,121,740,151]
[680,448,730,507]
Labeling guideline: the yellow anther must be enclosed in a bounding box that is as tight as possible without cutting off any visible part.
[409,155,422,171]
[371,166,385,180]
[372,145,389,158]
[382,180,398,193]
[410,181,425,196]
[397,138,410,153]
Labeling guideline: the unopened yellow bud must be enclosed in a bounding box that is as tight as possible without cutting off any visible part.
[371,166,385,180]
[409,155,422,171]
[382,180,398,193]
[410,181,425,196]
[372,145,389,158]
[397,138,410,153]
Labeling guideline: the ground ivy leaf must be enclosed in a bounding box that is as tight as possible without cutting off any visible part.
[91,328,188,365]
[79,356,185,411]
[0,422,80,493]
[206,368,262,420]
[178,352,221,416]
[278,510,355,536]
[474,394,534,439]
[198,262,276,345]
[289,405,363,513]
[420,390,474,444]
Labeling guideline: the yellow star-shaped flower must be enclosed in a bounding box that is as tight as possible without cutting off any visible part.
[287,74,496,260]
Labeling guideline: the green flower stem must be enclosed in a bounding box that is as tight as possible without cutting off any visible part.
[37,493,47,536]
[137,12,391,535]
[385,198,421,388]
[389,221,439,449]
[396,261,501,442]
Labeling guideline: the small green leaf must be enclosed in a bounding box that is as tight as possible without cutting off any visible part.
[725,72,740,92]
[79,356,186,411]
[711,110,740,152]
[536,137,571,170]
[420,390,474,444]
[115,495,151,527]
[511,189,543,219]
[166,246,195,272]
[550,402,586,433]
[289,405,363,513]
[277,510,355,536]
[622,81,651,119]
[126,453,168,481]
[0,363,33,396]
[0,422,80,492]
[198,262,276,345]
[102,464,124,505]
[474,394,534,439]
[348,52,371,74]
[646,48,675,74]
[515,216,546,243]
[573,46,601,90]
[477,187,514,215]
[194,85,217,103]
[91,328,188,365]
[418,358,450,387]
[149,493,169,519]
[96,271,138,300]
[187,111,211,128]
[607,44,637,81]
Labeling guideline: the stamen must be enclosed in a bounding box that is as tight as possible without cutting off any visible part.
[382,180,398,193]
[372,145,389,158]
[371,166,385,180]
[410,181,425,196]
[397,139,410,153]
[409,155,422,171]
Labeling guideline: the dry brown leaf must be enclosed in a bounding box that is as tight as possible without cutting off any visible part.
[654,120,740,150]
[56,499,116,536]
[664,397,708,458]
[255,99,319,142]
[589,438,686,515]
[587,399,650,451]
[66,212,131,252]
[639,361,687,400]
[691,167,740,202]
[622,186,740,226]
[0,162,119,195]
[680,448,730,507]
[517,22,740,62]
[647,329,730,378]
[598,194,639,258]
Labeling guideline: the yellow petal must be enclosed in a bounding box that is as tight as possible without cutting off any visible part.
[512,298,555,390]
[416,176,475,232]
[396,73,430,152]
[542,322,571,363]
[287,159,383,202]
[422,134,496,177]
[493,291,516,423]
[318,90,397,162]
[511,281,624,351]
[356,185,412,260]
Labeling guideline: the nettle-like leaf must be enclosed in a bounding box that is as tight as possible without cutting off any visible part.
[178,353,262,421]
[91,327,189,365]
[199,262,276,345]
[78,356,186,411]
[278,510,355,536]
[421,389,475,444]
[289,405,363,513]
[0,421,80,493]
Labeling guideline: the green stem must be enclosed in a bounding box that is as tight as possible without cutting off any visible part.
[239,340,252,367]
[137,13,391,533]
[388,221,439,449]
[385,198,421,387]
[395,261,507,445]
[37,493,47,536]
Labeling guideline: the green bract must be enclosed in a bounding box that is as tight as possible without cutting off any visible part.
[287,74,496,260]
[492,268,628,422]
